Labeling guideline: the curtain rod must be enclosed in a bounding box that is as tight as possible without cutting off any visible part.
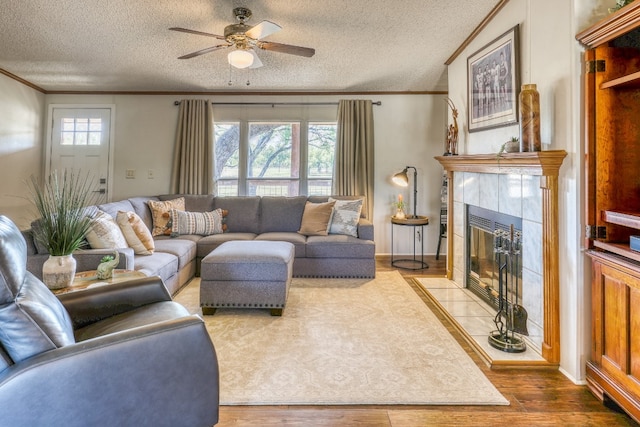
[173,101,382,106]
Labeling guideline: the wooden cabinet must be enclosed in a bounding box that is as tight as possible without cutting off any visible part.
[588,252,640,421]
[577,4,640,423]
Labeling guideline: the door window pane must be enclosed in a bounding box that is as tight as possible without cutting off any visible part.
[61,132,74,145]
[76,119,88,132]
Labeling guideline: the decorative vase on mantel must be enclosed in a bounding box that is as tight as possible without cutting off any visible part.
[519,83,541,152]
[42,254,77,290]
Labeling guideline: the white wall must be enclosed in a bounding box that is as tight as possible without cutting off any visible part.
[13,92,447,256]
[446,0,616,383]
[0,74,45,229]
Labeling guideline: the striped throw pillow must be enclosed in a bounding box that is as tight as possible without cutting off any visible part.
[170,209,225,236]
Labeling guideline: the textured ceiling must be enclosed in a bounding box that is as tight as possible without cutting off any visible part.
[1,0,499,93]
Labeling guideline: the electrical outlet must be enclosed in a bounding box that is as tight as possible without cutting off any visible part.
[147,169,155,179]
[126,169,135,179]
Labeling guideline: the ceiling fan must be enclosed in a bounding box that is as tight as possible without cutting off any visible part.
[170,7,315,69]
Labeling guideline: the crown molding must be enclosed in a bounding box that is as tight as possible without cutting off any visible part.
[0,68,447,96]
[444,0,511,65]
[576,2,640,47]
[0,68,46,93]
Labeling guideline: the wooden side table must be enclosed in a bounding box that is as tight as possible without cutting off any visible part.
[391,215,430,270]
[52,269,146,295]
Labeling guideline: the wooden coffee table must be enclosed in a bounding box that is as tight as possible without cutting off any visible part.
[52,269,146,295]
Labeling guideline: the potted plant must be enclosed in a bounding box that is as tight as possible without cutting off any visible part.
[610,0,635,13]
[27,169,98,289]
[394,194,406,219]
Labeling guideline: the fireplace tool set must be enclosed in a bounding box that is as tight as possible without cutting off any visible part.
[489,225,528,353]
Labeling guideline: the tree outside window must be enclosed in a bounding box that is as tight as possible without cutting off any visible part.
[214,121,336,196]
[308,123,336,195]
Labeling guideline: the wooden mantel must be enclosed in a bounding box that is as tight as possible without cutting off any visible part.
[434,149,567,176]
[435,149,567,365]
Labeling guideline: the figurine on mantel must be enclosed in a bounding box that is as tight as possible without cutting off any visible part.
[444,98,459,155]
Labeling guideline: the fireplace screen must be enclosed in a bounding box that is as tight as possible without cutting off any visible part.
[467,205,522,312]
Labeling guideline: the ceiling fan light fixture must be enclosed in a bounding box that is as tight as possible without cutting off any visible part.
[228,49,254,69]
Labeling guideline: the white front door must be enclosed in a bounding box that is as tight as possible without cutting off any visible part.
[48,107,113,200]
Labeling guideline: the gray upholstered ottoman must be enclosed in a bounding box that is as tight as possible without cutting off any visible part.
[200,241,295,316]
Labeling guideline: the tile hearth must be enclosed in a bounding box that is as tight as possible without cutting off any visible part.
[416,277,545,364]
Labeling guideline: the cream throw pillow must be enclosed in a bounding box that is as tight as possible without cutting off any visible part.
[148,197,185,237]
[328,197,363,237]
[86,210,128,249]
[298,201,336,236]
[116,211,155,255]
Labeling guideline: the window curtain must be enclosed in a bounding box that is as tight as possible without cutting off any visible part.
[332,99,375,220]
[170,99,214,194]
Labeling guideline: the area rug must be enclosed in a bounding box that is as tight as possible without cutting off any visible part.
[174,271,509,406]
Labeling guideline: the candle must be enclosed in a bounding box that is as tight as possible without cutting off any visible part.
[398,194,403,202]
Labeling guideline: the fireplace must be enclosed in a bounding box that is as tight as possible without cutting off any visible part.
[435,150,567,364]
[466,205,522,312]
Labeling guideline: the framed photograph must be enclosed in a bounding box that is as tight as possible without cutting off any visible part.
[467,25,520,132]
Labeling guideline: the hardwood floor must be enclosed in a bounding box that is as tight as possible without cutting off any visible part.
[216,256,638,426]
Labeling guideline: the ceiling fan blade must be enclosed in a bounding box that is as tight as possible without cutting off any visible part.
[248,49,263,69]
[169,27,226,41]
[258,41,315,57]
[178,44,230,59]
[245,20,282,40]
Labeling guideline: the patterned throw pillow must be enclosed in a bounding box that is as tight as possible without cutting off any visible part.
[328,197,364,237]
[116,211,155,255]
[298,201,336,236]
[170,209,226,236]
[148,197,185,237]
[86,210,129,249]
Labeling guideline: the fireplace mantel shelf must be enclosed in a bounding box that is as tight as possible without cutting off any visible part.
[435,150,567,177]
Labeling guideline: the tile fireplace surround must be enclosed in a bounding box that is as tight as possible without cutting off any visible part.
[436,150,567,365]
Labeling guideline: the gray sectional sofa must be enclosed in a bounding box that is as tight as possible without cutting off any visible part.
[23,195,375,296]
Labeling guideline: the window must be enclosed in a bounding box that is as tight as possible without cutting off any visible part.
[248,122,299,196]
[214,123,240,196]
[307,123,336,196]
[214,121,336,196]
[61,118,103,145]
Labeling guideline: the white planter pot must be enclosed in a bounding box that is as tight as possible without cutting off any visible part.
[42,254,77,290]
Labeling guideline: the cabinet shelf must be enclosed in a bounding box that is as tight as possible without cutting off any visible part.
[593,240,640,263]
[603,210,640,229]
[601,70,640,89]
